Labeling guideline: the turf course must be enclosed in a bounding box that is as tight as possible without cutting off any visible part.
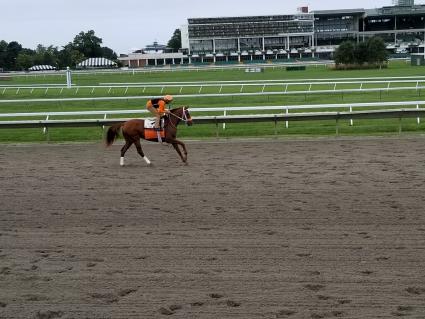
[1,60,425,142]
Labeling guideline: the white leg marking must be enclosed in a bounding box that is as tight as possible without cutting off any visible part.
[120,157,124,166]
[143,156,151,165]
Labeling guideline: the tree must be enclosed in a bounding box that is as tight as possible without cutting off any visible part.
[334,41,355,66]
[353,42,368,65]
[70,30,103,58]
[0,40,8,69]
[4,41,22,70]
[367,37,388,64]
[16,52,34,70]
[167,29,181,51]
[334,36,388,68]
[34,45,59,67]
[58,43,85,68]
[101,46,117,60]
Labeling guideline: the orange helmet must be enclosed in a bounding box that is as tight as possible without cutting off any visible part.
[164,95,173,102]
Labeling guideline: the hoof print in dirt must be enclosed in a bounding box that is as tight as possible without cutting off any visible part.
[304,284,325,292]
[89,292,118,304]
[276,309,296,317]
[34,310,64,319]
[158,307,174,315]
[190,301,204,307]
[226,300,241,307]
[118,288,138,297]
[406,287,425,295]
[169,304,182,311]
[209,293,224,299]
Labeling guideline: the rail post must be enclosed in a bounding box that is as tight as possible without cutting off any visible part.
[417,104,421,125]
[66,67,72,88]
[215,117,219,139]
[274,115,278,137]
[285,107,289,129]
[336,113,339,136]
[43,115,49,135]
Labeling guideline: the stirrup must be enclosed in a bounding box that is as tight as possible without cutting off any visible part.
[154,127,161,131]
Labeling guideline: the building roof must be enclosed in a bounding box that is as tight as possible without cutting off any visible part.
[312,8,366,15]
[77,57,117,68]
[28,65,56,71]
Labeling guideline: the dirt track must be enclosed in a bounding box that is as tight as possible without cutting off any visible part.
[1,137,425,319]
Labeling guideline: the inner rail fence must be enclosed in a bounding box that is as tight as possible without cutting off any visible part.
[1,106,425,138]
[3,80,425,98]
[1,101,424,126]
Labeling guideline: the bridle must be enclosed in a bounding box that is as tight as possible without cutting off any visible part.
[167,107,192,127]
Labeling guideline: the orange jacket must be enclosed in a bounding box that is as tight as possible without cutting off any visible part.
[146,99,166,113]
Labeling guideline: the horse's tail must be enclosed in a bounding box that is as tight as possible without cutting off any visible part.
[106,123,124,146]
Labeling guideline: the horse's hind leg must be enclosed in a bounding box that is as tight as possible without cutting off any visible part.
[120,140,133,166]
[134,139,151,165]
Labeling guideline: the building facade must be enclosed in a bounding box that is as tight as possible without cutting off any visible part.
[120,1,425,67]
[183,14,316,63]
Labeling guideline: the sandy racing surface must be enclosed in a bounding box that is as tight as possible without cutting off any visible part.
[1,137,425,319]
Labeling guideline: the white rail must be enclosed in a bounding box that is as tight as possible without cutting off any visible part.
[1,101,425,118]
[2,79,425,89]
[1,110,424,140]
[1,85,425,104]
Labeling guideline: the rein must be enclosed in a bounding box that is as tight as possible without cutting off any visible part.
[166,107,190,129]
[168,108,189,122]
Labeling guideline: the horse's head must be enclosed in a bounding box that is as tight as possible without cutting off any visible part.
[169,106,193,126]
[182,106,193,126]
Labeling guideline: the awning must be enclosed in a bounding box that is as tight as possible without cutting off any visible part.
[28,65,56,71]
[77,57,117,68]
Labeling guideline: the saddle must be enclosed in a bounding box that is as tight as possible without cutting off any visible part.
[144,118,165,142]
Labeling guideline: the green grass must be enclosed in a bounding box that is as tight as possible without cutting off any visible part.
[2,60,425,143]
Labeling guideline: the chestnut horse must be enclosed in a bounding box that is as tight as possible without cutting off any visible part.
[106,106,192,166]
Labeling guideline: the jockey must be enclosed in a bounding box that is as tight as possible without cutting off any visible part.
[146,95,173,130]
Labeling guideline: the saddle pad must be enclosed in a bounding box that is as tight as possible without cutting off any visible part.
[144,129,165,140]
[144,118,164,129]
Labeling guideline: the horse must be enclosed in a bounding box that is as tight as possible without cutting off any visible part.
[106,106,193,166]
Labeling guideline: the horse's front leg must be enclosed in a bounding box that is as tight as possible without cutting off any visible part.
[171,140,188,164]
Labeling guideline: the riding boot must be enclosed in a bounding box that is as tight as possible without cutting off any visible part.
[155,128,162,143]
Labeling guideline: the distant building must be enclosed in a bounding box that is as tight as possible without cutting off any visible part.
[144,41,168,53]
[180,2,425,62]
[120,2,425,67]
[392,0,414,6]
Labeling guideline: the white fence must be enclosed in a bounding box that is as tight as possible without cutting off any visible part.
[2,85,425,103]
[1,103,424,139]
[1,109,424,139]
[1,101,425,118]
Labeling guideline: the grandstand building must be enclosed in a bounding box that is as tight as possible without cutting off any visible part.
[180,0,425,63]
[120,0,425,67]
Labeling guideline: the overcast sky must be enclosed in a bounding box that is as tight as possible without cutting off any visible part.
[1,0,423,54]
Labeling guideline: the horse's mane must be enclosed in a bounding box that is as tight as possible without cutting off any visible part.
[170,106,183,113]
